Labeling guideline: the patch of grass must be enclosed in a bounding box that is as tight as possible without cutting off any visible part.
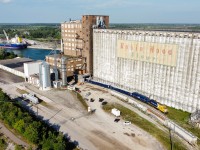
[167,107,190,125]
[39,100,52,108]
[166,107,200,146]
[75,92,88,110]
[16,88,28,95]
[103,103,186,150]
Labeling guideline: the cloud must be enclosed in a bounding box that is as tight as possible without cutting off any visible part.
[0,0,12,3]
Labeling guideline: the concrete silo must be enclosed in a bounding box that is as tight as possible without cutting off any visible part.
[39,62,51,90]
[61,57,67,86]
[93,29,200,113]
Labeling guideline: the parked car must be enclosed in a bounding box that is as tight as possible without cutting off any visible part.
[114,118,120,122]
[102,101,108,105]
[90,98,95,102]
[76,89,81,93]
[85,92,91,97]
[99,98,104,102]
[67,85,74,90]
[123,121,131,125]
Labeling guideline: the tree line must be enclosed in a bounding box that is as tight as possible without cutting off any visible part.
[0,89,76,150]
[0,25,61,40]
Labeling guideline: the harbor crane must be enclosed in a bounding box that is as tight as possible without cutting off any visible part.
[3,30,9,43]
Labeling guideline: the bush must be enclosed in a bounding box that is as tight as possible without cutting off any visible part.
[0,90,76,149]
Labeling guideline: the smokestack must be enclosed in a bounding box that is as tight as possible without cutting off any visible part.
[61,57,67,86]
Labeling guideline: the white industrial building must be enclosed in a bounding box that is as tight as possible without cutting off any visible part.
[24,61,42,86]
[24,61,42,77]
[93,29,200,113]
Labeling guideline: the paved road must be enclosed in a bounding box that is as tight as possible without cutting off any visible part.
[0,69,24,84]
[0,70,164,150]
[0,122,28,147]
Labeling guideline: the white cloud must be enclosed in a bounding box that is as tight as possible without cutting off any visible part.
[0,0,12,3]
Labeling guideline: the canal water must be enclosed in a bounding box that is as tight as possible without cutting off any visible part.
[5,48,59,60]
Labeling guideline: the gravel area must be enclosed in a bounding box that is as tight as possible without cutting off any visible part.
[0,71,165,150]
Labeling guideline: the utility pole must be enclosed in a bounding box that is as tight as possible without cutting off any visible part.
[37,104,38,116]
[169,128,173,150]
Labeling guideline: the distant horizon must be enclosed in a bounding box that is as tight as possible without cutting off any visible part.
[0,23,200,25]
[0,0,200,24]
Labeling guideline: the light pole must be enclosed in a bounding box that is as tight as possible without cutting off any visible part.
[169,128,173,150]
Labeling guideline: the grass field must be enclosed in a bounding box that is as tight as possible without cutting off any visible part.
[71,91,88,110]
[103,103,187,150]
[166,107,200,146]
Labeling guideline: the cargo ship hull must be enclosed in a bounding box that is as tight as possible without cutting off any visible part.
[0,43,27,50]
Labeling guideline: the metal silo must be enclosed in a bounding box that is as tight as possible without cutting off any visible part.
[39,61,51,90]
[61,57,67,86]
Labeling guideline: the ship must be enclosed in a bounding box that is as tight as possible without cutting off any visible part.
[0,30,27,50]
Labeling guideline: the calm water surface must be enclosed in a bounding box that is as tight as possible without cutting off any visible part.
[5,48,59,60]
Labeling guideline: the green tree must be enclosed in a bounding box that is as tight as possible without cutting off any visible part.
[24,122,40,144]
[14,119,25,133]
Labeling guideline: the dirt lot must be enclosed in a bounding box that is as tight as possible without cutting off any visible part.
[0,71,165,150]
[21,82,164,150]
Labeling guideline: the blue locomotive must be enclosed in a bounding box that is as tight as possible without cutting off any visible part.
[132,92,168,113]
[87,80,168,113]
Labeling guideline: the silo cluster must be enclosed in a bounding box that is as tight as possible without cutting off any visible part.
[93,29,200,112]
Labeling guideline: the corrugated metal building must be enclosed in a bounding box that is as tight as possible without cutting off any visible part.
[93,29,200,112]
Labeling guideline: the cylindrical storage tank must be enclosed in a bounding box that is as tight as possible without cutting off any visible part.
[61,39,64,53]
[39,62,51,90]
[61,57,67,86]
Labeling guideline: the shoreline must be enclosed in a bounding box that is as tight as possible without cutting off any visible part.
[26,39,61,50]
[27,45,61,51]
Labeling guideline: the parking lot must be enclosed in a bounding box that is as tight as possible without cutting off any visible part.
[0,71,164,150]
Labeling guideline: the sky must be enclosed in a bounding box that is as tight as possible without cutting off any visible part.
[0,0,200,23]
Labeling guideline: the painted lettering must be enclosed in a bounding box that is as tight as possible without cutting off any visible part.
[162,49,166,54]
[168,50,172,55]
[150,46,154,53]
[121,43,124,49]
[156,48,160,54]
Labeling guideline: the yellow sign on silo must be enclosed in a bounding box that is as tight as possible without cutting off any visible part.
[117,40,178,67]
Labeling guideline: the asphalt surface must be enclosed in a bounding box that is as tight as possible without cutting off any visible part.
[0,122,28,147]
[0,69,24,84]
[0,69,196,150]
[0,58,33,72]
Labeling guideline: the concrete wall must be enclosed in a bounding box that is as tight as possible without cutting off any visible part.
[0,64,25,78]
[93,29,200,113]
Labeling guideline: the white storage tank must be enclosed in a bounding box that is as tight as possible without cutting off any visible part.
[39,62,51,91]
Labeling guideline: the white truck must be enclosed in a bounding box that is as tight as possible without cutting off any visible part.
[111,108,120,117]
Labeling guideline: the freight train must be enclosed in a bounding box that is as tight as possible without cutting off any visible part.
[86,79,168,113]
[132,92,168,113]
